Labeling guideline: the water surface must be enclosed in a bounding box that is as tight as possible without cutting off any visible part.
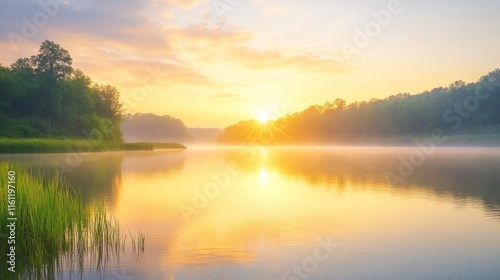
[2,147,500,280]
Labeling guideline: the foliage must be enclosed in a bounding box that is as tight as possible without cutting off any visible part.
[218,69,500,145]
[0,163,145,279]
[0,40,123,140]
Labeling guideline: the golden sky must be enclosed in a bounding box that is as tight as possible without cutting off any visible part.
[1,0,500,127]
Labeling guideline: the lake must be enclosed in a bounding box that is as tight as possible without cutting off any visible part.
[2,147,500,280]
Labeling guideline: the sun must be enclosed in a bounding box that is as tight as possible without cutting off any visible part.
[257,111,270,124]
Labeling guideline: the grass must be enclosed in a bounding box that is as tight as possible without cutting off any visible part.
[0,163,146,279]
[0,138,186,154]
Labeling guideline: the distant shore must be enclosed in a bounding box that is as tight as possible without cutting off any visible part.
[0,138,186,154]
[215,133,500,147]
[354,133,500,147]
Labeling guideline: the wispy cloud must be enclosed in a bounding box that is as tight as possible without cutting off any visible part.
[2,0,499,127]
[211,92,257,103]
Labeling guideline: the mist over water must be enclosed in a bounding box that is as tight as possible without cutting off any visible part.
[2,147,500,279]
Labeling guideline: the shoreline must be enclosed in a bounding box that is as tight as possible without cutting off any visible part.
[214,133,500,147]
[2,132,499,154]
[0,138,187,154]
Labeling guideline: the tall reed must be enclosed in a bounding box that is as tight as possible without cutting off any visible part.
[0,138,186,154]
[0,163,145,279]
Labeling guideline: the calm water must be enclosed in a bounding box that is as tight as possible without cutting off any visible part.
[2,147,500,280]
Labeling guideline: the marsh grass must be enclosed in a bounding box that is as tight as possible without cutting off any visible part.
[0,138,186,154]
[0,163,146,279]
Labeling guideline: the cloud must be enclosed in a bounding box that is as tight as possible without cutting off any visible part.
[211,92,255,103]
[167,24,344,74]
[225,47,342,73]
[73,44,218,89]
[163,0,201,9]
[0,0,345,104]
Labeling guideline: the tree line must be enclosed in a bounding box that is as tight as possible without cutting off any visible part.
[122,113,188,143]
[122,113,221,144]
[0,40,123,141]
[218,69,500,144]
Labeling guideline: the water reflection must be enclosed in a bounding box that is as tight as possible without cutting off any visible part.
[0,150,185,206]
[223,147,500,218]
[2,147,500,279]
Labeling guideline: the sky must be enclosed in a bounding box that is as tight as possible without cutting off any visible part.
[1,0,500,128]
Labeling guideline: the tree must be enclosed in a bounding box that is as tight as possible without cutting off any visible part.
[0,40,126,140]
[332,98,346,110]
[10,58,35,81]
[92,84,124,141]
[60,69,94,134]
[218,69,500,145]
[0,65,13,117]
[31,40,73,131]
[9,58,39,117]
[93,85,123,120]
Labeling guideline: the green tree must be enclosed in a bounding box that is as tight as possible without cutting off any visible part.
[9,58,39,117]
[0,40,127,140]
[31,40,73,131]
[0,65,14,117]
[92,84,124,141]
[60,69,95,134]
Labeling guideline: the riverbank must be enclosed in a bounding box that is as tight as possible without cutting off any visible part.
[0,138,186,154]
[216,132,500,147]
[365,133,500,147]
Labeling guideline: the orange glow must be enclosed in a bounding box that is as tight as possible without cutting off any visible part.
[107,148,492,275]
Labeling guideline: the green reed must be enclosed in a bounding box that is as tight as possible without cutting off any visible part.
[0,163,146,279]
[0,138,186,154]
